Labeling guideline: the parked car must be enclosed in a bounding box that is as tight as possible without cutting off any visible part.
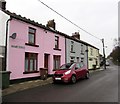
[53,62,89,84]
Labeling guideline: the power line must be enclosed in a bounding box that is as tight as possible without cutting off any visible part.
[37,0,101,40]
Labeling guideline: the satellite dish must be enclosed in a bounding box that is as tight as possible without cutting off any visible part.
[10,33,17,39]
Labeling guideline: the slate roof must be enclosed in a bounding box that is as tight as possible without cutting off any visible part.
[3,10,99,50]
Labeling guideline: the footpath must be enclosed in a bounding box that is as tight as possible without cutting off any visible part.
[2,68,104,96]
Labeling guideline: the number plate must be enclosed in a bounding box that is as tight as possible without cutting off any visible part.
[55,78,61,80]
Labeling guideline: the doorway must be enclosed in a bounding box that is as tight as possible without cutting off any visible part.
[44,54,49,69]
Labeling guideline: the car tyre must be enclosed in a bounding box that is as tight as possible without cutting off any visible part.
[85,72,89,79]
[71,75,76,84]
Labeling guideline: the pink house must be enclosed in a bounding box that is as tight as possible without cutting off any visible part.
[4,11,66,81]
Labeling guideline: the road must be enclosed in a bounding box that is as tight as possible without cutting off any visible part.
[3,65,118,102]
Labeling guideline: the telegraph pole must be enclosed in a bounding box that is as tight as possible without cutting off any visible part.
[102,38,106,69]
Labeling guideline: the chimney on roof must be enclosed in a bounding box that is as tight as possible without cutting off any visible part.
[46,19,56,30]
[0,0,6,11]
[71,32,80,40]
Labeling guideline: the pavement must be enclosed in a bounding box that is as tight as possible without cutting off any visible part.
[2,68,104,96]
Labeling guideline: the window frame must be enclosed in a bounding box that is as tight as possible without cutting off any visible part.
[53,55,61,70]
[24,52,38,74]
[28,27,36,45]
[81,44,84,54]
[70,57,75,63]
[55,36,59,49]
[54,36,61,51]
[71,41,74,52]
[90,48,93,56]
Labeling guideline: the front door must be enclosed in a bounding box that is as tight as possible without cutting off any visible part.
[44,54,49,69]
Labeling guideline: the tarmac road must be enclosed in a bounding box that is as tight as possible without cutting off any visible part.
[3,65,118,102]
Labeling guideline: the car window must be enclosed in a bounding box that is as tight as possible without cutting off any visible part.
[60,63,75,70]
[79,63,84,68]
[75,63,80,70]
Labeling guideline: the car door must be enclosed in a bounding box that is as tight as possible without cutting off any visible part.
[79,63,87,77]
[74,63,81,79]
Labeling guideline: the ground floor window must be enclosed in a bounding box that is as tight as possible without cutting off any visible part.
[53,55,61,70]
[70,57,75,63]
[25,52,38,72]
[76,57,79,62]
[81,58,84,63]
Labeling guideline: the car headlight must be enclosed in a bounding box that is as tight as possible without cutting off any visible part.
[64,70,71,75]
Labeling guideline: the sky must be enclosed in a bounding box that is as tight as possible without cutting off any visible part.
[5,0,119,56]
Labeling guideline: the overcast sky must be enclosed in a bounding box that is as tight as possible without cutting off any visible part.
[5,0,119,56]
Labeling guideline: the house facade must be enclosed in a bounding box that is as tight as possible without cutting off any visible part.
[1,0,100,82]
[3,10,65,81]
[65,32,88,67]
[88,45,100,69]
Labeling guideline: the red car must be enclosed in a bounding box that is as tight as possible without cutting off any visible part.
[53,62,89,84]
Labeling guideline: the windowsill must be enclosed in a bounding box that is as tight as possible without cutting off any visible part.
[23,71,39,74]
[70,51,75,53]
[25,43,39,47]
[53,48,61,51]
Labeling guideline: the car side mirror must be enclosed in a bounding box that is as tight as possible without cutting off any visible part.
[75,67,78,70]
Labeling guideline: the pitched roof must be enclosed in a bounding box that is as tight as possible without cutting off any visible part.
[3,10,99,50]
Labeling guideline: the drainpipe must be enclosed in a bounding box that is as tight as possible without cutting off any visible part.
[4,17,12,71]
[65,37,67,63]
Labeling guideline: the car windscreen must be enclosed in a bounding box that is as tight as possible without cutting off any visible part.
[60,63,75,70]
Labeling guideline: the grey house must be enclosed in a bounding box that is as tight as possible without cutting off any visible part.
[65,32,88,67]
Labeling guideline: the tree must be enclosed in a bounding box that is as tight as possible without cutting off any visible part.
[108,37,120,65]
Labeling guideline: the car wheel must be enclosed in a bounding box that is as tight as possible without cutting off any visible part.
[85,72,89,79]
[71,75,76,84]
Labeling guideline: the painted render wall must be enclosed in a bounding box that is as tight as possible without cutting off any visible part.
[8,18,65,80]
[66,38,88,67]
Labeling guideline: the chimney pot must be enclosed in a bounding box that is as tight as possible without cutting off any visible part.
[72,32,80,40]
[46,19,56,30]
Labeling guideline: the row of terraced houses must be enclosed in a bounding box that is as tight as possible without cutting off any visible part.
[0,1,100,82]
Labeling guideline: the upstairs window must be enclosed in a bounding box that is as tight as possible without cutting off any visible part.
[28,27,36,45]
[90,48,93,56]
[70,57,75,63]
[55,36,59,49]
[81,44,84,54]
[71,41,74,52]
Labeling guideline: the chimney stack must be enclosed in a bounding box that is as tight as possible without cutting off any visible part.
[0,0,6,11]
[71,32,80,40]
[46,19,56,30]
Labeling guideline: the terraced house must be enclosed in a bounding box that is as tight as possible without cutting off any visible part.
[1,0,100,83]
[88,45,100,69]
[65,32,88,67]
[1,4,66,82]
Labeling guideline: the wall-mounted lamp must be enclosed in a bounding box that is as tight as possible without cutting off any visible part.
[10,33,17,39]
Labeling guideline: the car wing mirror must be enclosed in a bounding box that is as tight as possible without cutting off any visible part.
[75,67,78,70]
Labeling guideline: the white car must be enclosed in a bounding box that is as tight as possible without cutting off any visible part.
[106,61,110,66]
